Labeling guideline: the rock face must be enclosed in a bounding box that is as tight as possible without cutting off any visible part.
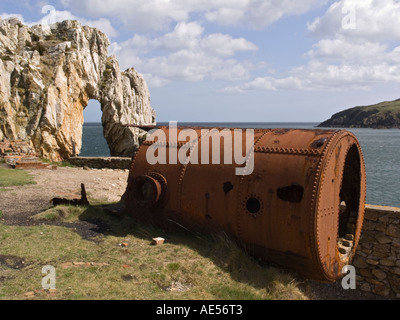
[0,17,156,160]
[318,99,400,129]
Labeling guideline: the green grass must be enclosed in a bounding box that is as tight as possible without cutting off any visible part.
[0,167,36,188]
[360,99,400,113]
[0,204,308,300]
[30,205,87,222]
[40,158,75,168]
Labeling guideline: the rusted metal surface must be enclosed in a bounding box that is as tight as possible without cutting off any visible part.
[124,127,366,281]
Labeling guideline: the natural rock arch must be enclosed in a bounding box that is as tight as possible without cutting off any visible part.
[0,18,156,160]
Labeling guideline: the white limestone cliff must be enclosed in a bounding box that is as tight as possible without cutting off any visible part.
[0,17,156,160]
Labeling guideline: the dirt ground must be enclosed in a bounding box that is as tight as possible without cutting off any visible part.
[0,165,385,300]
[0,165,128,226]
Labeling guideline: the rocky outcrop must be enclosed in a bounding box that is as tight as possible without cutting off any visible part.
[0,17,156,161]
[318,99,400,129]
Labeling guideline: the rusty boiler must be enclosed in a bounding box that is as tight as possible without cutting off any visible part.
[124,125,366,281]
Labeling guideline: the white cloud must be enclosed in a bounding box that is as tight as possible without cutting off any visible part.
[298,61,400,89]
[0,13,26,22]
[60,0,328,30]
[44,10,118,38]
[308,0,400,41]
[224,0,400,93]
[306,36,389,63]
[1,8,118,38]
[205,0,328,29]
[202,33,258,57]
[141,73,170,88]
[110,21,258,87]
[84,18,118,38]
[61,0,193,31]
[153,21,205,52]
[222,75,312,93]
[224,49,400,93]
[304,0,400,89]
[150,22,258,56]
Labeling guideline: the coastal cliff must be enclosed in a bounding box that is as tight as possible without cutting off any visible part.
[0,17,156,160]
[318,99,400,129]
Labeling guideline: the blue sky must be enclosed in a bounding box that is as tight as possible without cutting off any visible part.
[1,0,400,123]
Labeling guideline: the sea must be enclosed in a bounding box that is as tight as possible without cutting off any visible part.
[81,122,400,208]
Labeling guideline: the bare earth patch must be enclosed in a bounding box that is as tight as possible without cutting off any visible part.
[0,166,129,226]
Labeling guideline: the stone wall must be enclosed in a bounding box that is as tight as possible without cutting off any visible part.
[67,157,132,170]
[354,204,400,298]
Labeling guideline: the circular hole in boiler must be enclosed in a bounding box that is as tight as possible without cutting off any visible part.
[338,145,361,239]
[141,180,156,202]
[131,176,161,206]
[246,197,261,214]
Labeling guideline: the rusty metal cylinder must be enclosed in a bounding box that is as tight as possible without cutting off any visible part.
[124,126,366,281]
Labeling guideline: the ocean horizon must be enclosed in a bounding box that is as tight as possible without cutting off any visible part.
[81,122,400,208]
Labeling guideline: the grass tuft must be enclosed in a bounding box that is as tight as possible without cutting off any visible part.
[31,205,87,222]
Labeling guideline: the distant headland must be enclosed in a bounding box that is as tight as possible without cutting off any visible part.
[318,99,400,129]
